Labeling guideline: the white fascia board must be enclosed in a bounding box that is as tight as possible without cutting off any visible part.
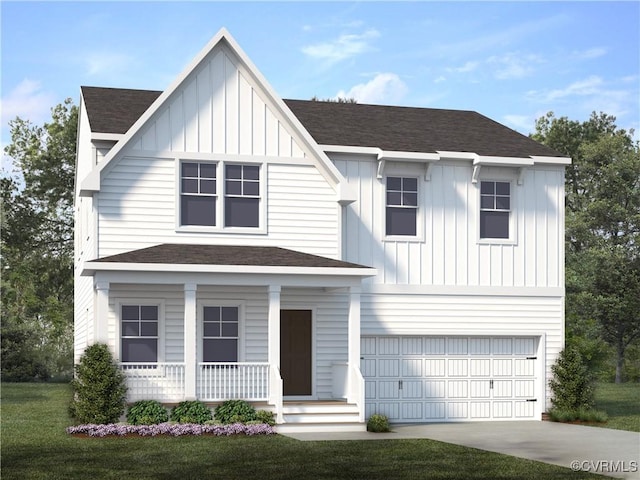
[82,261,377,278]
[473,156,535,167]
[321,145,382,157]
[91,132,124,142]
[530,155,572,165]
[436,151,479,161]
[79,170,100,197]
[362,284,564,297]
[377,150,440,163]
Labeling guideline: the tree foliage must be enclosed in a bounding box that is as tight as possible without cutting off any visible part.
[1,99,77,381]
[533,112,640,382]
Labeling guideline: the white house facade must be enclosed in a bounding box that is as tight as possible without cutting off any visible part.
[74,29,570,431]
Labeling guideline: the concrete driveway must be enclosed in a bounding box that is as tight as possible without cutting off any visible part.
[283,422,640,479]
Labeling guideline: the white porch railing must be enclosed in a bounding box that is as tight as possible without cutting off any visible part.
[119,363,185,402]
[348,365,366,423]
[198,363,270,401]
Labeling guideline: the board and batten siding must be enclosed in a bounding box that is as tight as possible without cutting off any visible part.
[97,158,339,258]
[360,291,563,408]
[333,155,565,289]
[128,46,305,158]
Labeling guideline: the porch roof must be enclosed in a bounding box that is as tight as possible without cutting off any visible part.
[83,244,376,279]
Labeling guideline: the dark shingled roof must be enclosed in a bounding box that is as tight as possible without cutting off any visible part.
[80,86,562,158]
[93,244,369,269]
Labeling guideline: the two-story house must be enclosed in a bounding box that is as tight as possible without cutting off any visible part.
[74,29,570,432]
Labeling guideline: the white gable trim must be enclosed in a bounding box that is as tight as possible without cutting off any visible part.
[80,28,355,204]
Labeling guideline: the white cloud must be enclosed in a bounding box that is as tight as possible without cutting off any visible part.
[572,47,607,60]
[488,53,543,80]
[447,61,479,74]
[1,79,56,126]
[84,51,133,76]
[528,75,604,102]
[301,29,380,65]
[503,114,534,133]
[336,73,408,105]
[433,76,447,84]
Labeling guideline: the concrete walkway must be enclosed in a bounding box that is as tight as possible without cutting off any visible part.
[283,422,640,479]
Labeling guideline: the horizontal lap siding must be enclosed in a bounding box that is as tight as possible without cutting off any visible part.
[334,156,565,289]
[281,289,349,399]
[98,159,338,258]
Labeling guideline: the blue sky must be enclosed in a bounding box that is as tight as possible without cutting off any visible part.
[2,1,639,163]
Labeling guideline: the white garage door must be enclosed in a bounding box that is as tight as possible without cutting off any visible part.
[361,336,539,422]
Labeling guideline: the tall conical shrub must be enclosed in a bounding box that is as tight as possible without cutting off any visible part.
[69,343,127,424]
[549,345,595,410]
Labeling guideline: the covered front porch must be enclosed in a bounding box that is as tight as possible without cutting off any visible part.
[82,244,375,429]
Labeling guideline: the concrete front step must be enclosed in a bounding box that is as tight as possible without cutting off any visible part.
[282,403,359,415]
[276,422,366,434]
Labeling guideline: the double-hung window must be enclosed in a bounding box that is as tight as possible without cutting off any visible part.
[202,306,239,362]
[480,181,511,239]
[181,162,217,226]
[386,176,418,236]
[180,162,261,229]
[225,164,260,227]
[121,305,158,363]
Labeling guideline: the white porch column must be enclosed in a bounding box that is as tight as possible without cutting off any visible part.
[267,285,283,423]
[347,286,363,411]
[95,281,109,344]
[184,283,197,400]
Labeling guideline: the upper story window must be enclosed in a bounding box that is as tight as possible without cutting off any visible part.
[179,161,261,229]
[121,305,159,363]
[225,164,260,228]
[480,181,511,239]
[202,306,239,362]
[181,162,217,226]
[386,176,418,236]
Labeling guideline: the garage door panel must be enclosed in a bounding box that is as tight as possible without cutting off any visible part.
[471,402,491,419]
[447,359,468,376]
[470,358,491,376]
[402,380,423,398]
[425,402,446,419]
[425,359,446,376]
[378,381,399,398]
[447,380,468,398]
[362,336,539,422]
[402,337,423,355]
[378,359,399,376]
[424,380,446,398]
[470,380,490,398]
[492,359,513,376]
[402,359,423,376]
[402,403,423,419]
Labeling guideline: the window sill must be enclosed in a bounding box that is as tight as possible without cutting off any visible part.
[477,238,518,246]
[176,226,268,235]
[383,235,425,243]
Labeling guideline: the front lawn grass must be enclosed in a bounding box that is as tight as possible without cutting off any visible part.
[1,383,602,480]
[594,382,640,432]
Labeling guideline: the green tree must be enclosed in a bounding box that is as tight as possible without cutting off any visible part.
[1,99,77,381]
[533,112,640,382]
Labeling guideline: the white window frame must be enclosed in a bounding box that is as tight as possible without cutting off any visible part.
[383,172,424,243]
[477,178,517,245]
[176,157,266,234]
[197,301,245,364]
[115,299,165,365]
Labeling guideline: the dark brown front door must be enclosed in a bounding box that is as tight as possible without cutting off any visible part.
[280,310,312,396]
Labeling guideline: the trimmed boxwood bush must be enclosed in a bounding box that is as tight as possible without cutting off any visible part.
[69,343,127,424]
[170,400,212,424]
[214,399,256,424]
[127,400,169,425]
[367,413,390,432]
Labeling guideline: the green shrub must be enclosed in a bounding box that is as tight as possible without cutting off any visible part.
[367,413,390,432]
[255,409,276,426]
[127,400,169,425]
[214,399,256,424]
[548,406,608,423]
[69,343,128,424]
[170,401,212,424]
[549,346,595,411]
